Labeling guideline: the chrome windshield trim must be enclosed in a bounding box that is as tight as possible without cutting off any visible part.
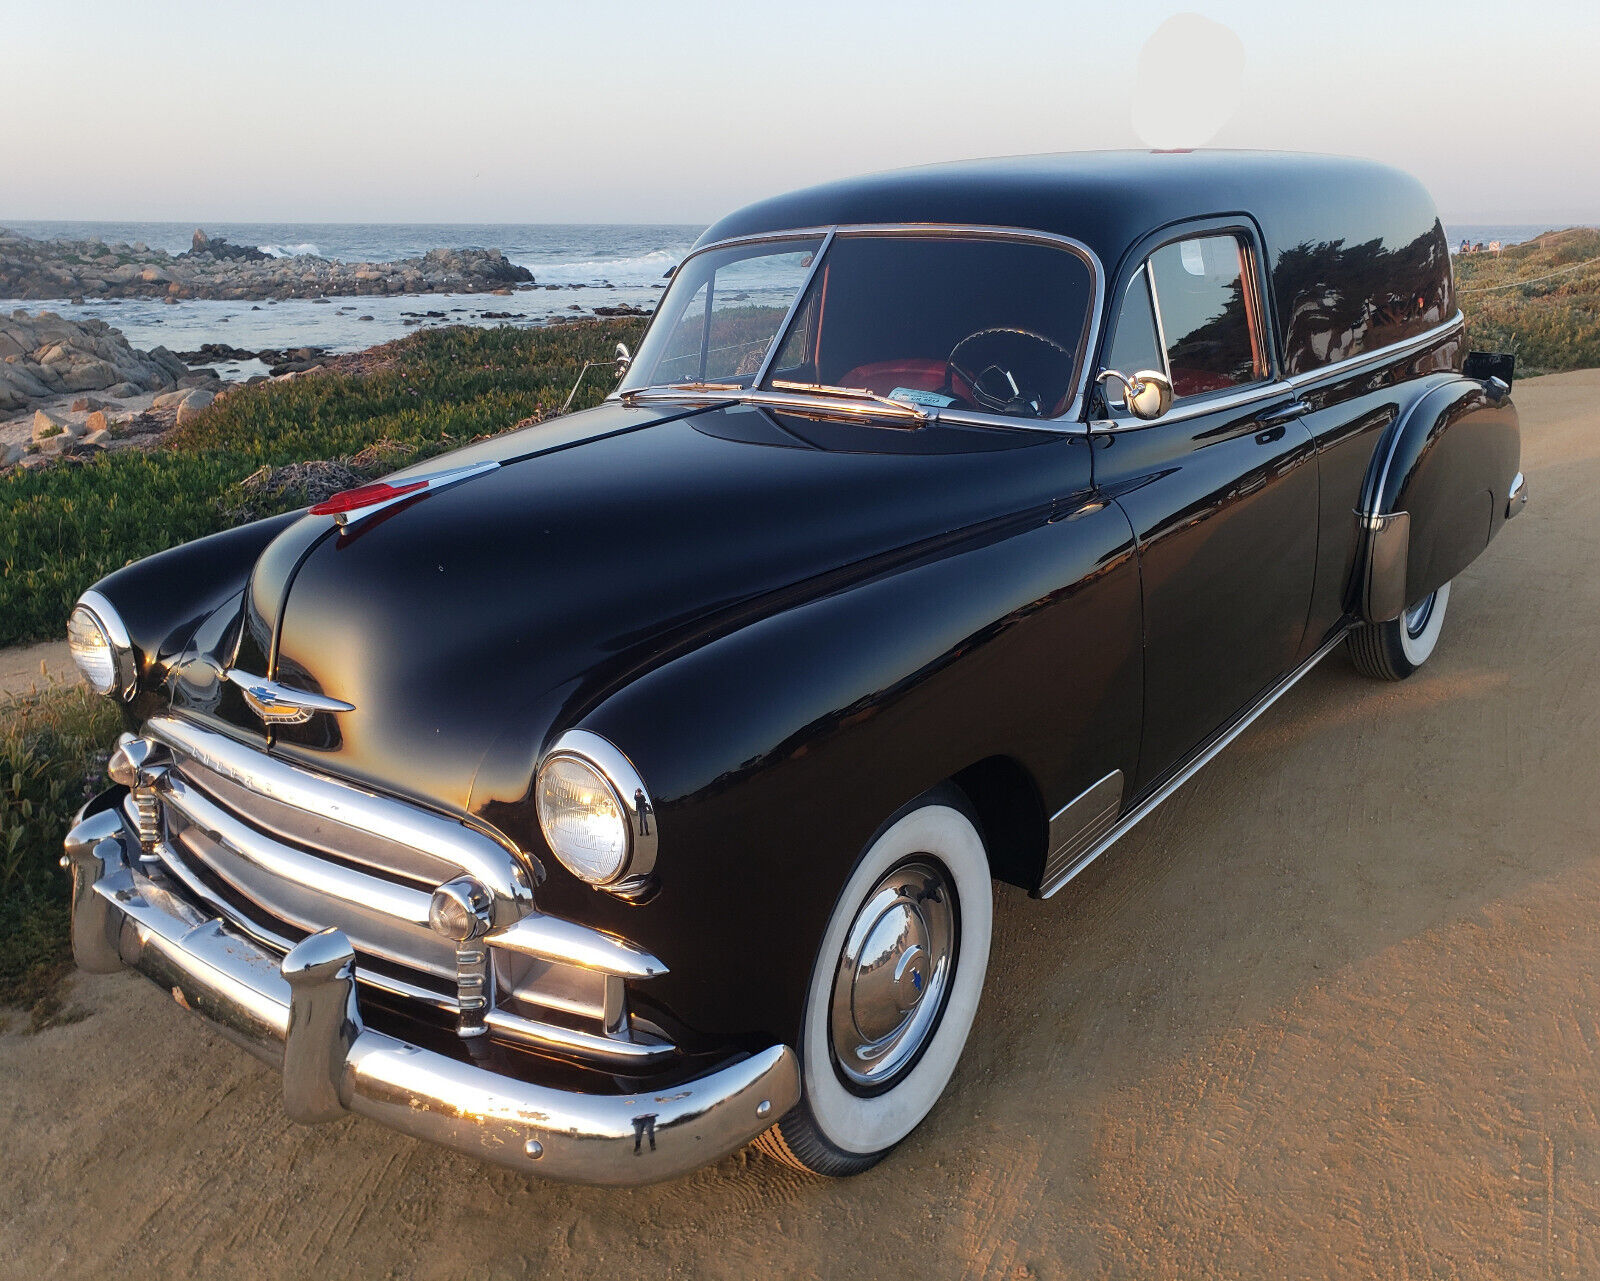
[613,222,1105,427]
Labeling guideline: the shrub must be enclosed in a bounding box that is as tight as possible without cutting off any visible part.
[0,319,647,647]
[0,683,120,1023]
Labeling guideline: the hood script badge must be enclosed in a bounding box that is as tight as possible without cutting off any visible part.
[224,669,356,726]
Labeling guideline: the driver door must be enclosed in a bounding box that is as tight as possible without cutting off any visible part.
[1092,222,1319,793]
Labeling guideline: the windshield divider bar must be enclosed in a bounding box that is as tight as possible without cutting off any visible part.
[751,228,836,389]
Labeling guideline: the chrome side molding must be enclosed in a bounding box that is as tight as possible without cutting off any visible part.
[1038,628,1350,898]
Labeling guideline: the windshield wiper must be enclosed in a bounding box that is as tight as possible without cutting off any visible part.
[619,379,932,425]
[762,380,931,423]
[620,381,744,406]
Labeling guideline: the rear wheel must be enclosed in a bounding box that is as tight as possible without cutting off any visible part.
[1347,580,1452,680]
[755,788,992,1176]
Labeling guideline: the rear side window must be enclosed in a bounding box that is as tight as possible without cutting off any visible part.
[1103,232,1267,409]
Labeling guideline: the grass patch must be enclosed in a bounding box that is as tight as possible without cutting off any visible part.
[0,318,647,647]
[1458,227,1600,375]
[0,682,120,1023]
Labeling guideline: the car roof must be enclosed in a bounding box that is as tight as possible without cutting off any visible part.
[695,150,1442,285]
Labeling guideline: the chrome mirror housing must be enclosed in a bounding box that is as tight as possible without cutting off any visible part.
[1096,368,1174,421]
[615,342,632,376]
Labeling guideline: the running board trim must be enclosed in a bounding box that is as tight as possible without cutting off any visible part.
[1037,627,1350,898]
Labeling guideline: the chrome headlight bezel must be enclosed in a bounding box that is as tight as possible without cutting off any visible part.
[534,730,657,890]
[67,590,138,700]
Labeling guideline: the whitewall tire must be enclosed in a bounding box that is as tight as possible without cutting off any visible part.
[755,787,992,1176]
[1347,580,1452,680]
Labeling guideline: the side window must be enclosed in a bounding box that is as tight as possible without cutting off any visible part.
[1103,271,1164,410]
[1146,234,1265,397]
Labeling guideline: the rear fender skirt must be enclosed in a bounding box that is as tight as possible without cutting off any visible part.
[1354,376,1520,622]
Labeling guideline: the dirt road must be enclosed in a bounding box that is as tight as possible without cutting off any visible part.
[2,371,1595,1280]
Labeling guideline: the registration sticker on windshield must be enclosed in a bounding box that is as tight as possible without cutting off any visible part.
[889,387,957,408]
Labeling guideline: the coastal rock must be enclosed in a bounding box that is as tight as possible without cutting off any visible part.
[70,395,109,412]
[175,389,214,423]
[0,310,184,417]
[32,408,69,441]
[0,227,536,301]
[84,409,109,436]
[0,441,22,468]
[151,389,190,410]
[184,229,270,263]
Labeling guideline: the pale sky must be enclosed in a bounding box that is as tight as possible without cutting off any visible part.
[4,0,1597,225]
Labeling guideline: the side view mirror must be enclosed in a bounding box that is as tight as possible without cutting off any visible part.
[615,342,632,376]
[1095,368,1174,421]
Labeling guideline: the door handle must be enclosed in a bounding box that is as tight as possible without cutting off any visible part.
[1255,398,1310,430]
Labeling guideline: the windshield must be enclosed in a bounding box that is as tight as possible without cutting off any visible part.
[621,232,1094,420]
[621,237,824,389]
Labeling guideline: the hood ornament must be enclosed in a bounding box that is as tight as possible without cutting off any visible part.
[224,669,355,726]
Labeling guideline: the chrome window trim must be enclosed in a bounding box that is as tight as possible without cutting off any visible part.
[1284,310,1464,392]
[1145,260,1173,383]
[1093,226,1277,432]
[1090,311,1467,433]
[613,222,1106,434]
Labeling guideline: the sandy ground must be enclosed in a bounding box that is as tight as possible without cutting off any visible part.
[0,370,1594,1280]
[0,638,78,697]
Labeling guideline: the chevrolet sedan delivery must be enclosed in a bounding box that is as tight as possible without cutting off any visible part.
[62,151,1525,1182]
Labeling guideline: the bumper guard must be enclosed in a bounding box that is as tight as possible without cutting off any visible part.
[62,805,799,1184]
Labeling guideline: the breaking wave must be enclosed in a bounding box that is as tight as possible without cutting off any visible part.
[521,249,679,287]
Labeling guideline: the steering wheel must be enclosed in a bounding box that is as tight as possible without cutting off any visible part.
[946,327,1074,417]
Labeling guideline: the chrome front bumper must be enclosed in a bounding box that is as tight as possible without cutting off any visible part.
[63,804,799,1184]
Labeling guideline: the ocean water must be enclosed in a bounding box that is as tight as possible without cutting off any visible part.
[0,221,704,375]
[0,219,1587,377]
[1446,223,1582,251]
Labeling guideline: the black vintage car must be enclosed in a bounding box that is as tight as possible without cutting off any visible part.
[62,151,1524,1183]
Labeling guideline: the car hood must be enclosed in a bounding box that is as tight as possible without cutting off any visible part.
[171,398,1072,816]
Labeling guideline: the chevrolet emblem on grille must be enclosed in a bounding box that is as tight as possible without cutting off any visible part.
[224,669,356,725]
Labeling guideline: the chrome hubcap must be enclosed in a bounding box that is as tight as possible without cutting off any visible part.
[829,859,956,1091]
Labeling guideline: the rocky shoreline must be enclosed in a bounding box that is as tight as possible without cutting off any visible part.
[0,226,535,301]
[0,309,226,467]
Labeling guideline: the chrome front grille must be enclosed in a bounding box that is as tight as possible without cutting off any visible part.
[130,714,674,1066]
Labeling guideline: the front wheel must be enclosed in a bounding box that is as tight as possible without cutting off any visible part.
[1346,580,1452,680]
[755,788,992,1176]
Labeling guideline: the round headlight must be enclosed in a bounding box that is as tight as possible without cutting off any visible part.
[534,732,657,890]
[67,603,119,695]
[536,754,630,884]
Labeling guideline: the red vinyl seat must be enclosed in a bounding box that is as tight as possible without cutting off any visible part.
[838,359,975,404]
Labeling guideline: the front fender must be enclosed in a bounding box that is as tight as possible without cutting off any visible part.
[549,498,1141,1050]
[1356,376,1520,621]
[83,511,304,691]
